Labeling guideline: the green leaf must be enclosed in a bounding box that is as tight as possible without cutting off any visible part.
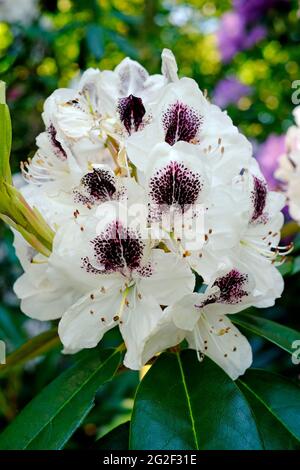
[238,369,300,444]
[292,232,300,253]
[96,421,130,450]
[278,258,293,277]
[291,256,300,275]
[278,256,300,277]
[130,351,263,450]
[232,311,300,355]
[0,328,60,378]
[0,347,122,450]
[238,381,300,449]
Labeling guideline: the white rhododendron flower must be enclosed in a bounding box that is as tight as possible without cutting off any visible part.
[0,0,38,25]
[52,202,194,369]
[276,106,300,223]
[126,75,252,176]
[162,263,256,380]
[13,50,287,379]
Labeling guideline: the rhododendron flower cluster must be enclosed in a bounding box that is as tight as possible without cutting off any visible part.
[13,50,286,380]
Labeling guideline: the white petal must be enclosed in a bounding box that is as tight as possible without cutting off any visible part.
[115,57,149,97]
[48,218,118,292]
[236,249,284,307]
[13,231,38,272]
[42,88,75,127]
[139,250,195,305]
[198,104,252,184]
[187,313,252,380]
[121,292,167,370]
[141,312,185,367]
[14,273,76,320]
[164,293,203,331]
[126,78,206,170]
[203,261,257,315]
[161,48,178,82]
[58,285,122,352]
[126,123,159,171]
[22,289,75,321]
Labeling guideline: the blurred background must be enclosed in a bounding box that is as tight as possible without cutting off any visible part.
[0,0,300,447]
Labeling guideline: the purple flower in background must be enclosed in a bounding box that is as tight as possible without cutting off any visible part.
[243,24,267,49]
[256,134,290,221]
[233,0,288,24]
[255,134,285,190]
[217,0,288,63]
[217,12,245,63]
[213,76,252,108]
[217,12,266,63]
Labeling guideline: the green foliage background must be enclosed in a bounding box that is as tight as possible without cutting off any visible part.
[0,0,300,449]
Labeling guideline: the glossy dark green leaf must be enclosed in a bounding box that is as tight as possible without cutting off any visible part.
[130,351,263,450]
[232,311,299,354]
[96,421,130,450]
[238,381,300,449]
[0,348,121,450]
[238,369,300,444]
[0,327,59,378]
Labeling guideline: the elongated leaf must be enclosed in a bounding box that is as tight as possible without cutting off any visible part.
[0,328,60,378]
[96,421,130,450]
[238,369,300,444]
[0,347,122,449]
[238,382,300,449]
[130,351,262,450]
[232,311,300,354]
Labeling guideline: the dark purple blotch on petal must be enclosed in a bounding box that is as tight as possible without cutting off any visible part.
[149,161,203,210]
[48,123,67,160]
[118,94,146,135]
[213,269,248,304]
[251,176,267,222]
[162,101,202,146]
[74,168,117,206]
[82,220,146,276]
